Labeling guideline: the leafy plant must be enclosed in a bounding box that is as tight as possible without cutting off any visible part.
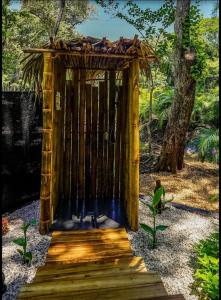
[189,127,219,163]
[13,219,37,264]
[140,187,171,248]
[190,232,219,300]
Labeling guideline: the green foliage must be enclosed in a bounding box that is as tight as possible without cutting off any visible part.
[190,232,219,300]
[140,187,169,249]
[2,0,94,85]
[188,128,219,163]
[13,219,37,264]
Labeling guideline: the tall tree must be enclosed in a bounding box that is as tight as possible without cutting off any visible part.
[157,0,197,173]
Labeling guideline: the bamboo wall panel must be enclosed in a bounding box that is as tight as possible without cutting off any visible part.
[108,71,116,200]
[78,70,86,214]
[91,86,98,202]
[71,70,79,213]
[85,84,92,209]
[97,82,105,201]
[40,53,54,234]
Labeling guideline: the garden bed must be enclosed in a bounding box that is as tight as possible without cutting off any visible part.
[128,201,219,300]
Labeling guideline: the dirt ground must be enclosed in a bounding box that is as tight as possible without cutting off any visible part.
[140,154,219,212]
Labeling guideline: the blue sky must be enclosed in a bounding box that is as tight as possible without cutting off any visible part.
[11,0,218,40]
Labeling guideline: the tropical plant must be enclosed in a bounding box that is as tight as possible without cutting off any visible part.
[140,186,171,248]
[13,219,37,264]
[190,231,219,300]
[188,127,219,163]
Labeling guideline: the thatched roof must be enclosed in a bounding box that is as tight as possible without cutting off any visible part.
[22,35,158,89]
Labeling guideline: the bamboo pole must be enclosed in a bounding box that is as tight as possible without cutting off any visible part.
[64,78,72,200]
[108,71,116,200]
[103,72,108,199]
[39,52,54,234]
[59,64,65,199]
[123,69,130,218]
[91,86,98,202]
[85,84,92,209]
[97,81,105,201]
[128,59,139,231]
[114,86,122,199]
[120,70,129,204]
[78,70,86,214]
[71,70,79,213]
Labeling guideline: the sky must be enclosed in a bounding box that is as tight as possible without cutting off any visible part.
[11,0,218,40]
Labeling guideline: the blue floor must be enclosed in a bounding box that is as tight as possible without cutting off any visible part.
[50,198,128,231]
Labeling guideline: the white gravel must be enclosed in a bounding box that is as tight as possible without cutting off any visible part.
[2,199,218,300]
[127,201,219,300]
[2,200,52,300]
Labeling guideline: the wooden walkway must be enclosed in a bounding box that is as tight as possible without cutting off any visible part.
[18,228,184,299]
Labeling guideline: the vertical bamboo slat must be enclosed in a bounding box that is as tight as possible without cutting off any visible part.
[85,84,92,209]
[103,73,108,199]
[64,79,72,200]
[114,86,122,199]
[78,70,86,214]
[91,86,98,202]
[71,70,79,213]
[130,59,140,231]
[108,71,116,200]
[97,81,105,201]
[59,65,65,199]
[120,70,128,204]
[40,52,54,234]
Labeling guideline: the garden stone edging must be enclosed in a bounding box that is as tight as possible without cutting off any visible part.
[139,194,219,219]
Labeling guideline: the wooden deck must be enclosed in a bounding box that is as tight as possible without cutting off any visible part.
[18,228,184,299]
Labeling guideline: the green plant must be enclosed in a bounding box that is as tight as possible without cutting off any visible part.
[140,187,170,248]
[190,232,219,300]
[13,219,37,264]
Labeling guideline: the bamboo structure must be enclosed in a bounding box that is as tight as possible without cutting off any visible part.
[23,35,155,234]
[39,53,54,234]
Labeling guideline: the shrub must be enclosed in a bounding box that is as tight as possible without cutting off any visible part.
[190,232,219,300]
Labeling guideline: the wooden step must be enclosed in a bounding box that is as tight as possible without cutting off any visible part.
[46,228,132,265]
[34,257,148,282]
[18,273,167,299]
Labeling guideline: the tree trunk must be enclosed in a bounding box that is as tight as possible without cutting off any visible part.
[157,0,196,174]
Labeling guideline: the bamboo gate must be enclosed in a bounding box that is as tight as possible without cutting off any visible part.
[23,36,157,234]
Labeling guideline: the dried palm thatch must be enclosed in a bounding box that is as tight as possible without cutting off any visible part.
[22,35,158,94]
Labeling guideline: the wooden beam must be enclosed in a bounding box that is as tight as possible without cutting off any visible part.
[40,52,54,234]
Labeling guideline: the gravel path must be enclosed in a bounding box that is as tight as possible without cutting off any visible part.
[127,201,219,300]
[2,200,51,300]
[2,199,218,300]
